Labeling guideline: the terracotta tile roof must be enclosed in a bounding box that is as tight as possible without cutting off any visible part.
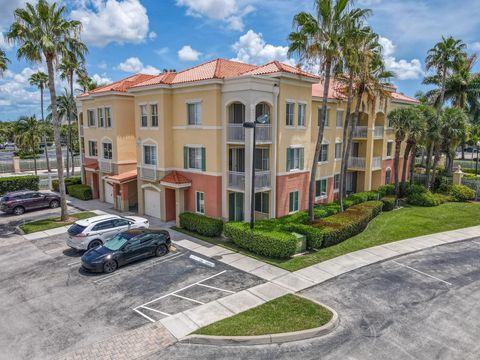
[391,92,420,104]
[81,74,156,96]
[160,171,191,185]
[312,79,347,99]
[84,159,98,170]
[240,61,319,79]
[106,169,137,183]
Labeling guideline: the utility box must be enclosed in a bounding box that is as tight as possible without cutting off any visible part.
[292,232,307,254]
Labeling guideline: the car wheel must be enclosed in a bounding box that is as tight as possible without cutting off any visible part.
[103,260,117,273]
[155,244,168,257]
[49,200,60,209]
[88,239,102,250]
[13,206,25,215]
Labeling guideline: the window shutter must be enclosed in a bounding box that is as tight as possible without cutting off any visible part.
[183,147,188,169]
[286,148,292,171]
[300,148,304,169]
[201,147,206,171]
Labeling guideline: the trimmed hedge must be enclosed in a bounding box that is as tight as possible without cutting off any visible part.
[407,190,439,207]
[450,184,475,202]
[52,176,82,193]
[0,175,39,195]
[378,184,395,197]
[179,212,224,237]
[381,196,396,211]
[223,222,297,259]
[67,184,92,200]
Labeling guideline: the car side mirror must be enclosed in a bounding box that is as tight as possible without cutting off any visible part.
[123,245,131,252]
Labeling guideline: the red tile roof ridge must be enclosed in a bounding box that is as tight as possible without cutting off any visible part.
[160,170,191,184]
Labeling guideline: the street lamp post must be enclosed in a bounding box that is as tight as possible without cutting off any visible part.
[476,141,480,176]
[244,113,269,229]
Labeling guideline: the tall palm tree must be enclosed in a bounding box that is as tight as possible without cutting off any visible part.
[15,116,42,175]
[29,71,51,172]
[0,48,9,75]
[7,0,87,221]
[77,69,98,93]
[47,90,77,124]
[440,108,468,175]
[288,0,370,221]
[413,105,436,184]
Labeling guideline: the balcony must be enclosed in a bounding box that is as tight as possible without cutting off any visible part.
[372,156,382,170]
[140,166,157,181]
[348,157,366,170]
[100,159,112,173]
[256,124,272,143]
[227,124,272,143]
[374,126,384,138]
[352,126,368,138]
[255,170,271,189]
[228,171,245,190]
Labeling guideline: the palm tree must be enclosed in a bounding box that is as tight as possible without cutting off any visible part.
[15,116,42,175]
[413,105,436,183]
[440,108,468,175]
[7,0,87,221]
[77,69,98,93]
[47,90,77,124]
[288,0,370,221]
[400,106,424,194]
[29,71,51,172]
[0,48,9,75]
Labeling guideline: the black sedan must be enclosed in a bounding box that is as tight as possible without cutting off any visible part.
[81,229,171,273]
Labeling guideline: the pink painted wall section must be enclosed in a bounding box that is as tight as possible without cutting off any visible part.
[164,188,176,222]
[178,171,222,218]
[85,171,99,199]
[315,177,335,204]
[276,172,309,218]
[382,158,409,185]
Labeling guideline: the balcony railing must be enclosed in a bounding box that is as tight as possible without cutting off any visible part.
[227,124,245,142]
[374,126,384,138]
[255,170,271,188]
[228,171,245,190]
[372,156,382,170]
[348,157,366,170]
[100,159,112,173]
[256,124,272,142]
[140,166,157,181]
[352,126,368,138]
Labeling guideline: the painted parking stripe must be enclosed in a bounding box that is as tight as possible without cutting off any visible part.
[392,260,453,286]
[171,293,205,305]
[67,260,81,266]
[140,305,171,317]
[133,308,156,323]
[196,283,235,294]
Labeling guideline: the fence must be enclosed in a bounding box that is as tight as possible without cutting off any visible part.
[0,161,14,174]
[462,178,480,200]
[19,156,80,172]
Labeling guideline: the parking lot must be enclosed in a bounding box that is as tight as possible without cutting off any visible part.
[0,229,264,359]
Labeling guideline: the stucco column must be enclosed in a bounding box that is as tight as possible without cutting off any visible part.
[364,112,375,191]
[244,104,255,223]
[13,156,20,174]
[271,85,279,219]
[175,188,185,227]
[453,167,464,185]
[99,173,105,202]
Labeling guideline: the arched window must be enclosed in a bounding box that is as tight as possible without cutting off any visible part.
[229,102,245,124]
[255,102,271,123]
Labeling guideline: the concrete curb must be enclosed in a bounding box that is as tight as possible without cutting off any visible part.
[180,299,339,346]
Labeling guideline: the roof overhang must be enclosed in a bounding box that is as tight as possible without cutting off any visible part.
[160,181,191,189]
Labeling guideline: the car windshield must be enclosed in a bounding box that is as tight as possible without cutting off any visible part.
[104,233,133,251]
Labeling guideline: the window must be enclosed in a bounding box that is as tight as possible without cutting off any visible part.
[298,103,306,127]
[102,142,112,160]
[151,104,158,127]
[229,148,245,172]
[184,146,206,171]
[286,102,295,126]
[92,220,114,231]
[335,142,342,159]
[255,192,269,214]
[385,169,392,184]
[336,110,344,127]
[196,192,205,214]
[286,147,304,171]
[334,174,340,191]
[230,103,245,124]
[88,141,97,157]
[289,191,299,213]
[315,179,327,198]
[113,219,130,227]
[105,107,112,127]
[143,144,157,165]
[255,103,270,122]
[387,142,393,157]
[98,108,104,128]
[87,110,96,127]
[187,102,201,125]
[318,108,329,127]
[140,105,148,127]
[255,148,269,171]
[318,144,328,162]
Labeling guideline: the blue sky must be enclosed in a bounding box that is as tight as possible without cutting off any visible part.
[1,0,480,121]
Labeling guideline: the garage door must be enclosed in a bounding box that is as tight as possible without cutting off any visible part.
[144,189,161,219]
[104,181,114,204]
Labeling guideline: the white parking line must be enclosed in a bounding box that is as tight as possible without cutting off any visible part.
[140,305,171,317]
[392,260,453,286]
[171,293,205,305]
[197,283,235,294]
[133,308,156,323]
[67,260,81,266]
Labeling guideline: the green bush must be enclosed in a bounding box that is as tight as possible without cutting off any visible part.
[67,184,92,201]
[313,203,341,219]
[281,223,324,249]
[223,222,297,259]
[381,196,396,211]
[438,182,453,194]
[277,211,309,225]
[179,212,224,237]
[406,183,428,196]
[378,184,395,197]
[347,191,379,205]
[407,190,439,207]
[449,184,476,202]
[0,175,39,195]
[52,176,82,193]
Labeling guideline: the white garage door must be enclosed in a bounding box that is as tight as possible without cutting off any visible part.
[144,189,161,219]
[104,181,114,204]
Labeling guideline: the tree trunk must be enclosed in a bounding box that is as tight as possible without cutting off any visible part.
[410,142,417,185]
[420,147,426,167]
[400,140,412,196]
[309,60,332,221]
[339,74,354,211]
[461,143,465,160]
[430,142,441,190]
[32,143,37,176]
[46,58,68,221]
[40,86,51,173]
[425,141,434,188]
[393,137,403,198]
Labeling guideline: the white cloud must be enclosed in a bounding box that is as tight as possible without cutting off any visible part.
[0,0,28,28]
[116,57,159,75]
[148,31,157,40]
[178,45,201,62]
[91,73,112,85]
[470,42,480,51]
[176,0,254,31]
[0,31,13,50]
[379,37,423,80]
[231,30,295,66]
[71,0,150,47]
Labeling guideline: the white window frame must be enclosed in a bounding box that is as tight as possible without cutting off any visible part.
[255,191,269,214]
[386,141,393,158]
[336,109,344,128]
[143,144,157,166]
[318,143,329,163]
[150,103,158,127]
[140,104,148,128]
[88,140,98,157]
[288,147,303,171]
[335,142,342,160]
[297,102,306,127]
[286,101,295,127]
[97,108,104,128]
[289,190,300,214]
[104,107,112,128]
[187,101,202,126]
[315,178,328,200]
[102,141,112,160]
[334,174,340,192]
[196,191,205,214]
[187,146,203,170]
[87,110,96,127]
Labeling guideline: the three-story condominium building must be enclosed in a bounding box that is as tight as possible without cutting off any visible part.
[76,58,418,224]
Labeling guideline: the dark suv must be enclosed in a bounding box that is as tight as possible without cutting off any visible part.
[0,190,61,215]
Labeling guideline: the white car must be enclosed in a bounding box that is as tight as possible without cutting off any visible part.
[66,214,149,250]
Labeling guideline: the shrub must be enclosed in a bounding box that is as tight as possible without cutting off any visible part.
[438,182,453,194]
[277,211,309,225]
[449,184,475,202]
[381,196,396,211]
[223,222,297,259]
[67,184,92,201]
[407,190,439,207]
[313,203,341,219]
[347,191,379,205]
[378,184,395,197]
[179,212,224,237]
[406,183,428,196]
[434,193,453,204]
[52,176,82,193]
[0,175,39,195]
[281,223,324,249]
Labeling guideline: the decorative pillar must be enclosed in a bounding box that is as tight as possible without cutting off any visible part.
[13,156,20,174]
[175,188,185,227]
[244,104,256,223]
[453,166,464,185]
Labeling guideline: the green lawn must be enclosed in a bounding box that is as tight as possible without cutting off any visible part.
[176,202,480,272]
[194,294,332,336]
[20,211,97,234]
